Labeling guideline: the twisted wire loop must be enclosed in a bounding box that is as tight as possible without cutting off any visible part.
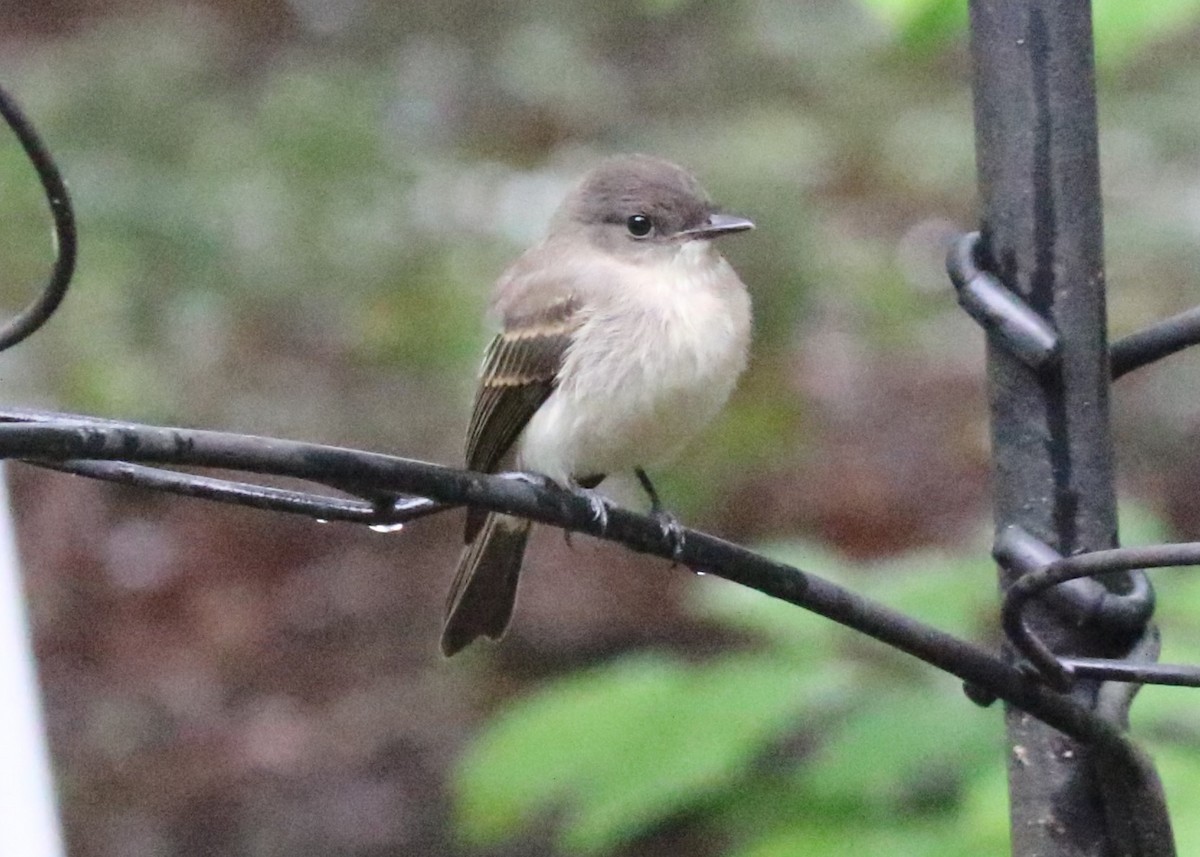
[997,526,1200,689]
[0,86,77,352]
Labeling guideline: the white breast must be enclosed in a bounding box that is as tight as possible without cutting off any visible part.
[517,242,750,485]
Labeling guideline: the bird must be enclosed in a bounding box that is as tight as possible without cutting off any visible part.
[442,154,753,656]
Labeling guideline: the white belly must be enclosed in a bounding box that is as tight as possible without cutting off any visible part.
[517,249,750,485]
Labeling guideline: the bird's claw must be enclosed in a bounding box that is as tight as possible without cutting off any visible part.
[654,510,686,562]
[576,487,610,533]
[558,484,611,548]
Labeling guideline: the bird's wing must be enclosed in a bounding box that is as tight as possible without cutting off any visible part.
[463,296,580,540]
[466,297,579,474]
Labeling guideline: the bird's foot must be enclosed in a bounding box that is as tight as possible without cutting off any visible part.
[572,485,610,533]
[653,509,687,562]
[634,468,685,561]
[555,481,610,548]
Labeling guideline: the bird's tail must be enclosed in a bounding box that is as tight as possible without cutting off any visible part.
[441,512,531,656]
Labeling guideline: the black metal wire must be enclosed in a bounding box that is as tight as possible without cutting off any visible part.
[0,86,76,351]
[2,405,1192,704]
[1,409,448,525]
[0,405,451,523]
[32,460,445,525]
[1111,306,1200,380]
[0,412,1156,756]
[1063,658,1200,688]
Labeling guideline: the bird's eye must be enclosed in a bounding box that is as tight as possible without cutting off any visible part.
[626,214,653,237]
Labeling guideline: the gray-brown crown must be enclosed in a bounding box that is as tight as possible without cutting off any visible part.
[557,154,714,238]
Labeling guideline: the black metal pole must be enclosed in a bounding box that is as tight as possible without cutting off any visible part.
[967,2,1173,855]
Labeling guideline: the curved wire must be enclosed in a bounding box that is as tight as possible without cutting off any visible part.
[1003,541,1200,688]
[0,84,77,351]
[945,231,1061,371]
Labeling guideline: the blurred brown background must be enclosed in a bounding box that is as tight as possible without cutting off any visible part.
[3,1,1200,855]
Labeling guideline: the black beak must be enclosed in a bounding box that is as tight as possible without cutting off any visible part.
[679,212,756,240]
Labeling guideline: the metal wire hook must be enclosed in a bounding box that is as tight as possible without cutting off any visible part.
[0,84,77,352]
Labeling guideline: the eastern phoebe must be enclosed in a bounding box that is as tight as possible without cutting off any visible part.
[442,154,753,656]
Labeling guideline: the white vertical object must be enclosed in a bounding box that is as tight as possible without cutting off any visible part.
[0,465,66,857]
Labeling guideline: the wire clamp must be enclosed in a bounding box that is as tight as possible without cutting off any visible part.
[946,232,1061,373]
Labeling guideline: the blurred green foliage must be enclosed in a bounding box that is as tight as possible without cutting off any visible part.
[453,539,1006,856]
[454,505,1200,855]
